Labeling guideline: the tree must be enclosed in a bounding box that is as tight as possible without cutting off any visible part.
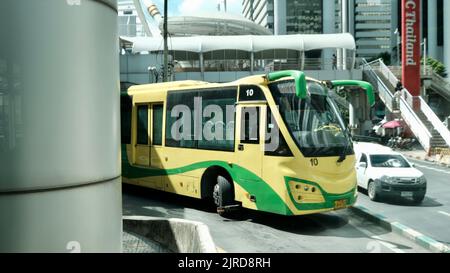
[369,52,391,66]
[423,57,448,77]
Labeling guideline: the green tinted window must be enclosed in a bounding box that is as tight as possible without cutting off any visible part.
[137,105,148,145]
[152,104,163,146]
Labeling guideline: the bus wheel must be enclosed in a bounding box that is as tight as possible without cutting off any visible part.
[213,175,236,216]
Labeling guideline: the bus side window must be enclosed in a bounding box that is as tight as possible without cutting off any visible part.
[265,109,293,157]
[240,107,259,144]
[165,90,196,148]
[137,105,149,145]
[152,104,163,146]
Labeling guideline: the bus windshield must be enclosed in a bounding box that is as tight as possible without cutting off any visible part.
[269,80,352,157]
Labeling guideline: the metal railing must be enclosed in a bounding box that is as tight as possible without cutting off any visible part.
[361,59,393,110]
[384,63,450,148]
[361,58,432,151]
[428,69,450,101]
[388,65,450,101]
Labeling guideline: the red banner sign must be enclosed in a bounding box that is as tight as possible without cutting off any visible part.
[401,0,421,100]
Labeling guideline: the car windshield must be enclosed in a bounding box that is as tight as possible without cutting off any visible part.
[370,155,411,168]
[269,80,352,157]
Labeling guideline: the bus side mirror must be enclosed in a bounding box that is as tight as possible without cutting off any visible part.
[358,162,367,169]
[267,70,307,99]
[330,80,375,107]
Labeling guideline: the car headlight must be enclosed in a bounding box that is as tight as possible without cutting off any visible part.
[418,176,427,184]
[380,175,395,183]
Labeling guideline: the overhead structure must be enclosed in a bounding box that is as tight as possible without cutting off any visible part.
[121,33,356,54]
[152,13,272,36]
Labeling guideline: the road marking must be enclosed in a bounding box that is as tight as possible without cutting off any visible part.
[438,211,450,218]
[371,235,405,253]
[216,246,227,253]
[414,163,450,175]
[350,218,406,253]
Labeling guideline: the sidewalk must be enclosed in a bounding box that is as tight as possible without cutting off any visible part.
[401,149,450,168]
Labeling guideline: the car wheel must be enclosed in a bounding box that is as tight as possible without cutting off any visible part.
[368,181,380,202]
[412,192,425,204]
[212,175,236,216]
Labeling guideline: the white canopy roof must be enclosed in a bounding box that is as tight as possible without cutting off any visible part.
[121,33,356,54]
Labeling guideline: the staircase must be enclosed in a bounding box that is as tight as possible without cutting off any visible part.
[415,111,448,149]
[388,65,450,102]
[361,59,450,154]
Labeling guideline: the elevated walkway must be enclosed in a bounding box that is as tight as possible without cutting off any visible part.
[387,66,450,103]
[361,59,450,155]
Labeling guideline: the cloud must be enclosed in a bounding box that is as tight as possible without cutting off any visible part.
[178,0,206,15]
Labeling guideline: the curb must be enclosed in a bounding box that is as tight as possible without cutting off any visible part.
[123,216,217,253]
[403,154,450,168]
[351,205,450,253]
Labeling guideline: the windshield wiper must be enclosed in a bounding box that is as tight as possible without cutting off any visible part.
[337,131,352,163]
[337,144,348,163]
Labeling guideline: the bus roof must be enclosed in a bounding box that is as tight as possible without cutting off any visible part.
[127,73,321,96]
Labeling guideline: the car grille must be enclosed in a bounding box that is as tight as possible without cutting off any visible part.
[393,177,418,184]
[391,186,424,191]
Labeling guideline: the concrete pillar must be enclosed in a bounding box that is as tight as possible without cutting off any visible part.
[0,0,122,252]
[391,0,399,63]
[444,0,450,77]
[323,0,336,70]
[427,0,438,59]
[250,52,254,74]
[342,0,348,70]
[420,0,423,41]
[274,0,286,35]
[348,0,355,36]
[200,53,205,80]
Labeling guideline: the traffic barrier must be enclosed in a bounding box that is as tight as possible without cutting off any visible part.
[123,216,217,253]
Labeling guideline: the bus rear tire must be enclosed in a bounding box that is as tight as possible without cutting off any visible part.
[213,175,236,217]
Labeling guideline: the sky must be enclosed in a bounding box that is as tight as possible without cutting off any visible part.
[141,0,242,17]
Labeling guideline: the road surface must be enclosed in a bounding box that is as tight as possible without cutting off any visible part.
[123,184,430,253]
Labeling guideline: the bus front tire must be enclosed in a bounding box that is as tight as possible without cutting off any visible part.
[213,175,235,216]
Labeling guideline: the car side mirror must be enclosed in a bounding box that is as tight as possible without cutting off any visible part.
[411,163,415,168]
[358,162,367,169]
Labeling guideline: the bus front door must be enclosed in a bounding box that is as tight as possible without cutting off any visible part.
[134,103,164,190]
[235,105,264,183]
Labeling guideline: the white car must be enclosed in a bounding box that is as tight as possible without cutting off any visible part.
[353,142,427,203]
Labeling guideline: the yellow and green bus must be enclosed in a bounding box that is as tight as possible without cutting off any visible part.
[121,70,375,216]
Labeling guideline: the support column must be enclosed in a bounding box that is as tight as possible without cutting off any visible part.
[427,0,438,59]
[348,0,355,36]
[200,53,205,81]
[274,0,286,35]
[250,52,254,74]
[323,0,336,70]
[0,0,122,252]
[391,0,399,63]
[444,0,450,76]
[342,0,348,70]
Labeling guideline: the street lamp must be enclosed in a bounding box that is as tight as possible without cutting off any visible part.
[421,38,427,75]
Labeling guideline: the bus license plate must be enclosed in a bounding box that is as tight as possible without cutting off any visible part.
[334,199,347,210]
